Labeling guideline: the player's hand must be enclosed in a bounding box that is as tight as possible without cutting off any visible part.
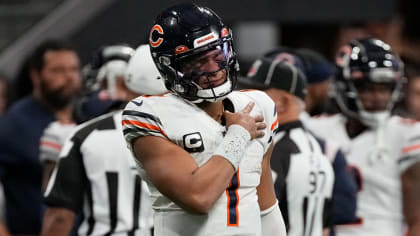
[224,102,266,140]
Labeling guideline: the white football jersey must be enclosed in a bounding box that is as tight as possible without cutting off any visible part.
[306,114,420,236]
[122,90,278,236]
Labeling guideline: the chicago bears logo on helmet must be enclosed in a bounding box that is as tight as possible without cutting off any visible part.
[149,24,164,48]
[175,45,189,55]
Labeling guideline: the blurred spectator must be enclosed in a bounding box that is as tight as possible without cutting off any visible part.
[295,48,336,116]
[0,39,81,235]
[262,47,336,116]
[0,73,10,115]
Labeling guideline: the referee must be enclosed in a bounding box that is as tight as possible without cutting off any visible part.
[240,53,335,236]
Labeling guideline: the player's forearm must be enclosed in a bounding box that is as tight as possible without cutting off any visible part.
[41,208,75,236]
[257,144,277,211]
[181,125,250,213]
[182,155,237,214]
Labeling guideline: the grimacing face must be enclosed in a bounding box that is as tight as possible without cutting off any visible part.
[180,48,228,89]
[38,50,82,109]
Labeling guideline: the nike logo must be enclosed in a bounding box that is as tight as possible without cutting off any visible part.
[131,100,143,106]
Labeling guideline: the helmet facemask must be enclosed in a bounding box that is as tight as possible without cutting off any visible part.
[334,38,404,128]
[334,70,403,128]
[157,35,239,103]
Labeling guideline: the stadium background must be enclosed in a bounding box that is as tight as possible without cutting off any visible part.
[0,0,419,82]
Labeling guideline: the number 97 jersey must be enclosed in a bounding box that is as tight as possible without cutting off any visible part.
[122,90,278,236]
[271,121,334,236]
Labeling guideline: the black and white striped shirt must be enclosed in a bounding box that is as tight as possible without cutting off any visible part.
[44,111,153,236]
[271,120,334,236]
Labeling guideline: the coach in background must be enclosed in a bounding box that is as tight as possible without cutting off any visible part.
[241,54,335,236]
[41,44,166,236]
[0,39,81,235]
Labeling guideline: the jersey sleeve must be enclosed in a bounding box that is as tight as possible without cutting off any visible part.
[40,121,76,163]
[398,122,420,173]
[43,129,88,213]
[122,97,168,152]
[253,90,278,153]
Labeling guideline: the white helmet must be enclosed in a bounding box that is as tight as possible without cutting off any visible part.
[85,45,135,97]
[125,44,168,95]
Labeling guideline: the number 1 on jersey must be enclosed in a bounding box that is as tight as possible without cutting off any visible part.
[226,170,240,226]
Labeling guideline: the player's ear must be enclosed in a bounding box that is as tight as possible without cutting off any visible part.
[275,95,287,113]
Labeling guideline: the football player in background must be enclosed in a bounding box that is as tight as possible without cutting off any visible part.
[241,54,335,236]
[305,38,420,236]
[122,3,286,236]
[41,44,166,236]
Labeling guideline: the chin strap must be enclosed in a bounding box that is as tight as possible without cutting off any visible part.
[192,79,233,103]
[360,111,390,164]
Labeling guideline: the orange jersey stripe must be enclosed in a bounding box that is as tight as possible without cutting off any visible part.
[271,118,278,131]
[234,170,240,226]
[40,141,62,151]
[402,143,420,153]
[226,169,240,226]
[239,89,260,92]
[122,120,168,138]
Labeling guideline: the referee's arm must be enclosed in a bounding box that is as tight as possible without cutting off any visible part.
[41,136,86,236]
[41,208,75,236]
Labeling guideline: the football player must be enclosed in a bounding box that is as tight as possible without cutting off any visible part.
[305,38,420,236]
[241,54,335,236]
[122,3,286,236]
[41,44,166,236]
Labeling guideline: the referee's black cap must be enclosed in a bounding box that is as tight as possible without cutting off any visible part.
[239,52,307,100]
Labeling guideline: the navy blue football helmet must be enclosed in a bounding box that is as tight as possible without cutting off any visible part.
[334,38,404,127]
[149,3,239,103]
